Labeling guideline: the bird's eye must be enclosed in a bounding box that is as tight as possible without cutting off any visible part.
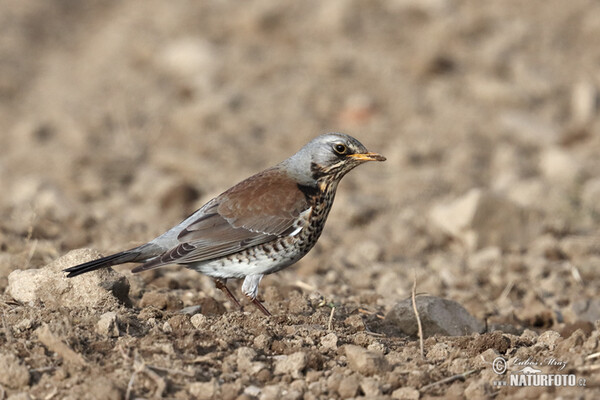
[333,143,347,154]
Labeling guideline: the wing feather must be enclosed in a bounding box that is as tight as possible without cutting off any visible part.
[133,168,313,272]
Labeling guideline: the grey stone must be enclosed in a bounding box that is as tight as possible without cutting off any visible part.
[571,299,600,323]
[385,295,484,337]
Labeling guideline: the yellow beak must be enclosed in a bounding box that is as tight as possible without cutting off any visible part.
[348,152,386,162]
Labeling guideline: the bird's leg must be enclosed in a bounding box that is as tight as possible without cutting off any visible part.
[249,297,272,316]
[241,274,271,316]
[213,278,242,310]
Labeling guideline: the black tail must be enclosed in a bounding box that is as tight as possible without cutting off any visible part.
[64,250,141,277]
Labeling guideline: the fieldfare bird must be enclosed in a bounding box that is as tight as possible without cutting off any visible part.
[64,133,385,315]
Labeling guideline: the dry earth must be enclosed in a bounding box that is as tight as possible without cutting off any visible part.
[1,1,600,399]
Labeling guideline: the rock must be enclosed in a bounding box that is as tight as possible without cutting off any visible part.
[167,314,193,333]
[7,249,129,309]
[464,380,490,400]
[244,385,262,398]
[337,375,359,398]
[582,178,600,216]
[180,305,202,315]
[236,347,257,373]
[7,394,32,400]
[273,352,307,378]
[539,147,582,185]
[96,311,119,337]
[139,291,183,311]
[360,377,382,397]
[385,295,484,337]
[0,353,30,388]
[319,332,338,351]
[429,188,539,251]
[253,334,272,350]
[189,379,218,400]
[535,330,561,350]
[190,313,208,329]
[36,324,86,366]
[571,80,597,125]
[157,38,219,93]
[391,387,420,400]
[571,299,600,323]
[344,345,389,376]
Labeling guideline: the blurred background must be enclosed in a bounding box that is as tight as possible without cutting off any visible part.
[1,0,599,323]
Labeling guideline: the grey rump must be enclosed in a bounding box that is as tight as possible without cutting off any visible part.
[64,133,386,315]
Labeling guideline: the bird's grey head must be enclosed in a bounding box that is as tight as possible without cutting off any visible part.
[281,133,386,186]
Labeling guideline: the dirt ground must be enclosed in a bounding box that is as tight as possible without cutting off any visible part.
[1,0,600,399]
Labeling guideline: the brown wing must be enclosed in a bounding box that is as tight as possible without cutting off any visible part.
[132,168,310,272]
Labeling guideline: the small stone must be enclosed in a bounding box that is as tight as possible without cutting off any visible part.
[0,353,30,388]
[429,189,540,251]
[476,348,500,369]
[14,318,33,332]
[571,299,600,323]
[190,313,208,329]
[385,295,484,337]
[464,380,490,400]
[337,375,359,398]
[220,381,242,400]
[96,312,119,337]
[7,394,32,400]
[344,345,389,376]
[244,385,261,398]
[582,178,600,216]
[140,291,183,311]
[535,330,561,350]
[236,347,257,373]
[253,334,271,350]
[180,305,202,315]
[167,314,193,333]
[259,385,281,400]
[197,297,226,315]
[360,377,382,397]
[320,332,338,351]
[189,379,218,400]
[426,342,450,361]
[7,249,129,309]
[326,372,343,393]
[391,387,419,400]
[273,352,307,378]
[540,147,582,185]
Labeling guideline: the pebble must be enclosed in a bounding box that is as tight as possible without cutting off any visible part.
[337,375,359,398]
[535,330,561,350]
[189,379,218,400]
[190,313,208,329]
[391,387,420,400]
[344,345,389,376]
[429,188,540,251]
[96,311,119,337]
[319,332,338,351]
[273,352,307,378]
[0,353,30,389]
[360,377,382,397]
